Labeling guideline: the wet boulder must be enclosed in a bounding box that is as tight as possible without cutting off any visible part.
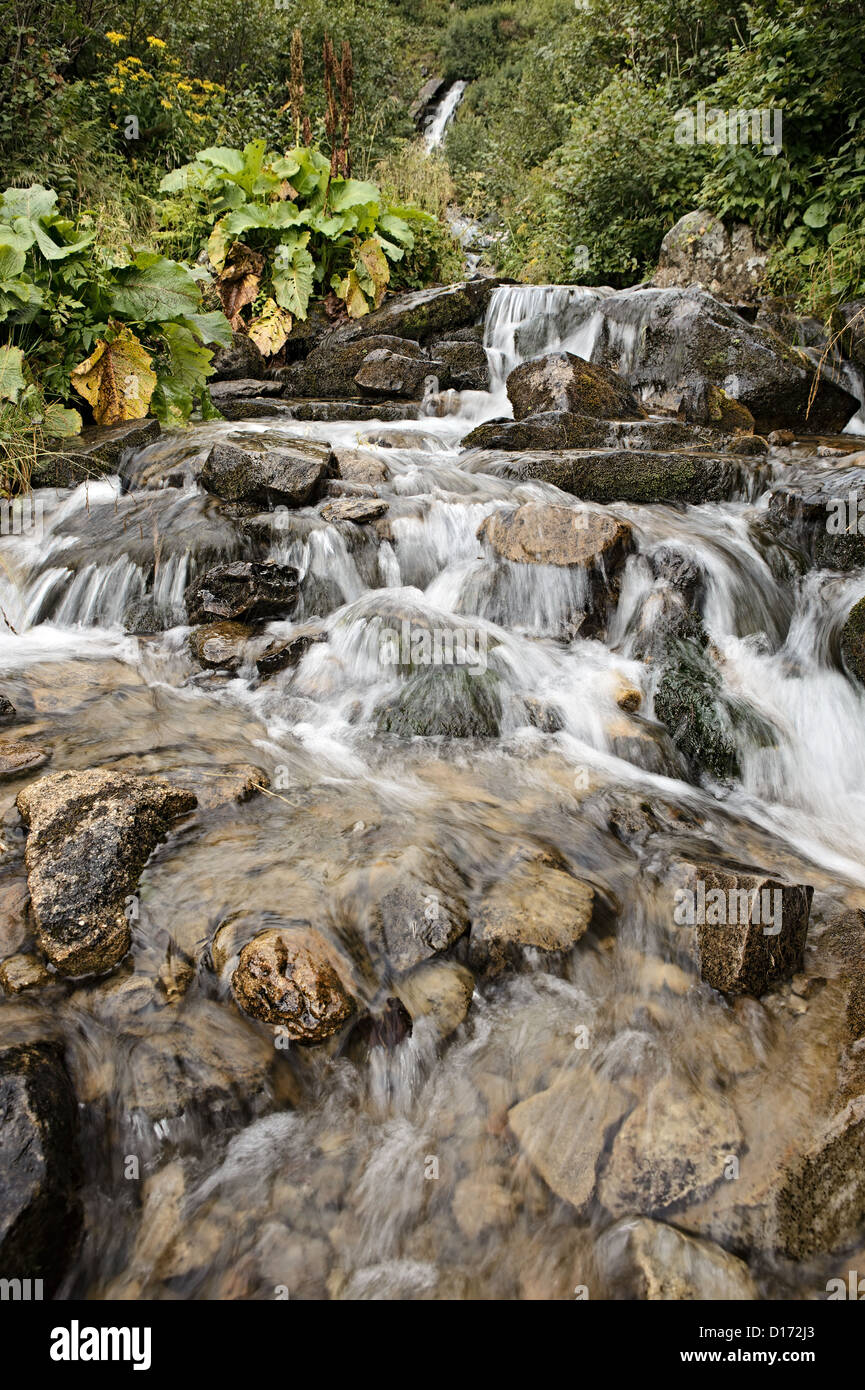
[670,861,813,996]
[200,440,330,507]
[319,497,390,525]
[595,1216,757,1300]
[231,924,355,1040]
[651,618,741,782]
[506,352,645,422]
[186,560,299,625]
[188,621,251,671]
[0,694,15,723]
[16,770,197,976]
[768,474,865,572]
[595,287,858,433]
[477,502,632,571]
[34,418,161,489]
[774,1095,865,1259]
[330,448,392,486]
[281,333,429,399]
[461,412,613,452]
[256,628,325,678]
[478,448,740,505]
[376,665,503,739]
[332,279,504,343]
[0,1040,82,1294]
[841,595,865,686]
[677,382,755,433]
[469,853,596,975]
[434,339,489,391]
[209,328,265,382]
[353,348,437,399]
[653,209,767,306]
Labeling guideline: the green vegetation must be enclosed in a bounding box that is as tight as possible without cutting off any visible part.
[442,0,865,306]
[0,0,461,490]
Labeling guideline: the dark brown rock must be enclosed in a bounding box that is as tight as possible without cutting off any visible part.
[16,770,196,976]
[231,925,355,1040]
[200,440,330,507]
[185,560,299,625]
[506,352,645,422]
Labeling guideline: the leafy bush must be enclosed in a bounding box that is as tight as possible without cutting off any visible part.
[159,141,430,353]
[496,74,704,285]
[0,184,231,428]
[439,6,525,83]
[374,142,464,286]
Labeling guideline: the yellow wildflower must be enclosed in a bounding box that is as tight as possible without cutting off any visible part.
[160,98,173,109]
[125,55,142,66]
[105,31,127,44]
[146,35,167,49]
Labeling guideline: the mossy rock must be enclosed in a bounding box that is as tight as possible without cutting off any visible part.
[376,666,503,738]
[841,596,865,687]
[653,633,739,781]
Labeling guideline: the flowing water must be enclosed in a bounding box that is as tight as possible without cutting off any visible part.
[3,285,865,1300]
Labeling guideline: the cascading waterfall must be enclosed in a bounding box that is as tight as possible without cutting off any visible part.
[3,277,865,1302]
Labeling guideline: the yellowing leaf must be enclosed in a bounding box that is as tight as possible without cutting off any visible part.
[355,237,389,308]
[70,325,156,426]
[248,298,293,356]
[337,269,369,319]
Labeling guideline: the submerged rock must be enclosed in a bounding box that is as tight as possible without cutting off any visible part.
[775,1095,865,1259]
[595,1216,757,1300]
[598,1075,743,1215]
[469,854,596,975]
[506,352,645,421]
[508,1069,633,1211]
[0,1040,82,1295]
[186,560,299,625]
[394,959,475,1039]
[231,924,355,1040]
[0,741,50,782]
[0,953,51,994]
[338,845,470,973]
[16,770,196,976]
[376,666,503,739]
[200,440,330,507]
[0,694,16,723]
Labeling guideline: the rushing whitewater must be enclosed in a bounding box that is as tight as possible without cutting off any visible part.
[2,282,865,1300]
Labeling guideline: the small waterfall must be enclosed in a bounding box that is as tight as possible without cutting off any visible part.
[423,80,467,151]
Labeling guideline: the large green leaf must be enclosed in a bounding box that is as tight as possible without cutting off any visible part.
[43,402,83,438]
[1,186,57,222]
[107,253,202,323]
[272,242,314,319]
[176,310,233,348]
[0,344,26,402]
[328,179,381,214]
[151,322,214,424]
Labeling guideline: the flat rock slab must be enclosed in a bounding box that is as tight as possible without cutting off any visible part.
[598,1075,744,1216]
[508,1068,634,1211]
[0,741,50,781]
[16,770,197,976]
[469,856,595,975]
[201,440,330,507]
[473,448,744,504]
[477,502,632,569]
